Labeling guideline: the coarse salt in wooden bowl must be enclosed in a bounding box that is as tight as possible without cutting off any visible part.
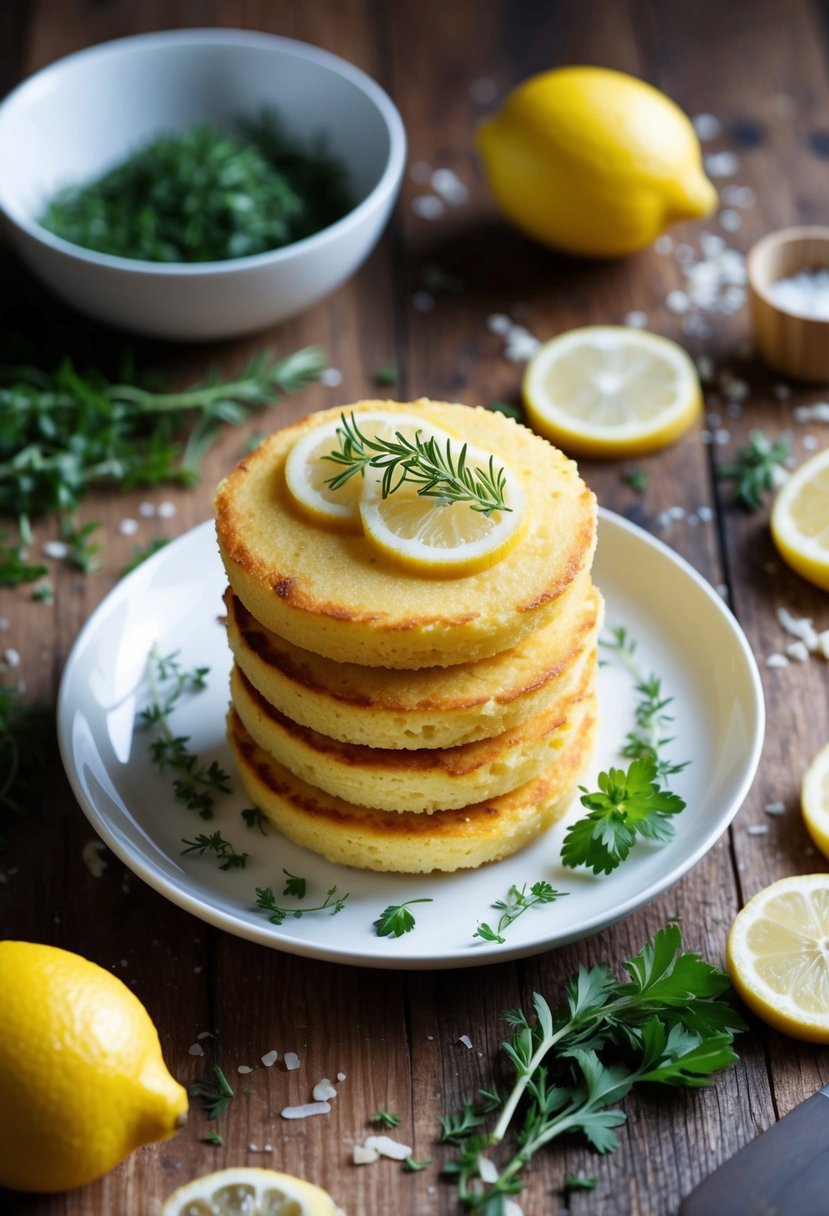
[748,225,829,382]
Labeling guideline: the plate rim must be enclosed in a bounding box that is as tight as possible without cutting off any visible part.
[57,508,765,969]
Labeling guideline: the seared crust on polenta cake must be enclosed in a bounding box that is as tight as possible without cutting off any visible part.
[224,580,602,750]
[215,400,597,668]
[227,705,598,874]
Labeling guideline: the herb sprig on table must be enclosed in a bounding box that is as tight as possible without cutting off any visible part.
[0,346,325,584]
[442,924,743,1210]
[40,112,353,263]
[717,429,792,511]
[324,411,512,516]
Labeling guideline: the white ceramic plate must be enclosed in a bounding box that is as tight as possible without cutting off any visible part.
[58,511,764,969]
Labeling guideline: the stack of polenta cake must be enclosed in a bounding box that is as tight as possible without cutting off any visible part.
[214,399,601,874]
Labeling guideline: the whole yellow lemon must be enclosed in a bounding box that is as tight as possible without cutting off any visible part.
[476,65,717,257]
[0,940,188,1193]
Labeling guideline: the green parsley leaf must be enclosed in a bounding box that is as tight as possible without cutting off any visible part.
[374,898,433,938]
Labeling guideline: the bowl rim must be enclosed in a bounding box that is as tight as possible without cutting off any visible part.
[0,27,407,277]
[747,224,829,318]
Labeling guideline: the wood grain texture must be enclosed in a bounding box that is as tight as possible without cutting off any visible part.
[2,1,829,1214]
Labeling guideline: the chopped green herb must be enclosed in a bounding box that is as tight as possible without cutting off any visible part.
[255,883,349,926]
[121,537,170,577]
[61,516,102,574]
[282,869,306,899]
[40,112,353,263]
[202,1130,224,1147]
[241,806,270,834]
[180,831,249,871]
[374,363,399,386]
[374,898,433,938]
[189,1064,235,1120]
[325,412,511,516]
[718,430,792,511]
[30,580,54,604]
[404,1157,432,1172]
[622,467,647,493]
[443,924,743,1211]
[371,1110,402,1128]
[564,1175,597,1191]
[0,540,47,587]
[474,881,566,944]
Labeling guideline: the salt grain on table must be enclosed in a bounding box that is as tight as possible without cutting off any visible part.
[284,1051,301,1070]
[261,1050,278,1067]
[363,1135,413,1160]
[280,1101,331,1119]
[795,402,829,422]
[313,1077,337,1101]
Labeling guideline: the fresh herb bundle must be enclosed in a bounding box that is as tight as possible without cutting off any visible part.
[442,924,743,1210]
[0,346,324,583]
[717,429,792,511]
[40,112,353,263]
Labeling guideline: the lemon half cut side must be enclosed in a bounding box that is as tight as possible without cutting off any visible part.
[162,1167,345,1216]
[770,446,829,591]
[523,326,702,459]
[802,743,829,859]
[726,874,829,1043]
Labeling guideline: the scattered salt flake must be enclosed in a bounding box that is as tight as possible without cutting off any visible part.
[353,1145,380,1165]
[705,150,741,177]
[766,653,790,668]
[718,209,742,232]
[698,505,714,522]
[157,501,176,519]
[281,1101,331,1120]
[624,310,648,329]
[458,1034,473,1049]
[721,184,756,208]
[118,518,139,536]
[364,1135,413,1161]
[411,195,444,220]
[696,353,715,382]
[765,801,786,816]
[776,607,819,650]
[189,1042,205,1057]
[666,289,690,314]
[746,824,770,836]
[714,428,731,445]
[795,402,829,423]
[337,1072,346,1082]
[313,1078,337,1101]
[42,540,69,559]
[668,505,686,520]
[138,502,156,518]
[320,367,343,388]
[803,434,819,450]
[284,1051,301,1071]
[700,232,727,258]
[488,313,512,335]
[2,648,20,669]
[197,1031,213,1040]
[693,113,722,140]
[237,1065,253,1075]
[787,640,811,663]
[261,1050,278,1068]
[431,168,469,206]
[654,234,674,255]
[478,1157,499,1183]
[82,839,108,878]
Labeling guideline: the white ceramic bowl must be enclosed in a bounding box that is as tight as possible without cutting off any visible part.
[0,29,406,340]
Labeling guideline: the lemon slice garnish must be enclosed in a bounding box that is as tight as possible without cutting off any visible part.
[523,326,702,458]
[726,874,829,1043]
[162,1167,345,1216]
[802,743,829,859]
[358,440,526,576]
[770,446,829,591]
[284,411,433,530]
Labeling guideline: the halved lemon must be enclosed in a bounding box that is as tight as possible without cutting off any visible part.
[726,874,829,1042]
[770,446,829,591]
[522,326,702,458]
[162,1167,344,1216]
[358,440,527,577]
[802,744,829,859]
[284,412,436,529]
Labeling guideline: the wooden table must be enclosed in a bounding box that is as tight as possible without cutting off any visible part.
[2,2,828,1213]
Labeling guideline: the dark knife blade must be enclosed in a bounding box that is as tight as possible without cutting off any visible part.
[679,1083,829,1216]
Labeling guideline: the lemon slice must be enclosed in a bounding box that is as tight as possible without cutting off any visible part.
[284,412,433,529]
[770,446,829,591]
[358,440,526,576]
[726,874,829,1042]
[522,326,702,458]
[802,743,829,858]
[162,1167,345,1216]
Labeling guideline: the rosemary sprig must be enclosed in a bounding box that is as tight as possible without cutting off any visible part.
[371,1110,402,1128]
[180,831,249,871]
[717,429,792,511]
[138,647,231,819]
[255,882,349,925]
[0,347,324,581]
[189,1064,235,1120]
[474,881,566,944]
[323,412,511,516]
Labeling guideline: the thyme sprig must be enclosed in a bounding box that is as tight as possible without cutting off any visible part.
[324,412,511,516]
[139,647,231,819]
[443,925,743,1210]
[0,347,324,581]
[255,882,349,925]
[180,831,249,871]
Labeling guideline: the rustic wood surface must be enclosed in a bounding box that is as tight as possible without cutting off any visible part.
[1,1,828,1213]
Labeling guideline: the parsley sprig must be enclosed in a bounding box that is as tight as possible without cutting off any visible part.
[255,880,349,925]
[717,429,792,511]
[474,881,565,944]
[0,347,324,581]
[139,647,231,819]
[443,924,743,1210]
[324,412,511,516]
[374,898,433,938]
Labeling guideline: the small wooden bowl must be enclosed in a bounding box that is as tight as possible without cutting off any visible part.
[748,226,829,382]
